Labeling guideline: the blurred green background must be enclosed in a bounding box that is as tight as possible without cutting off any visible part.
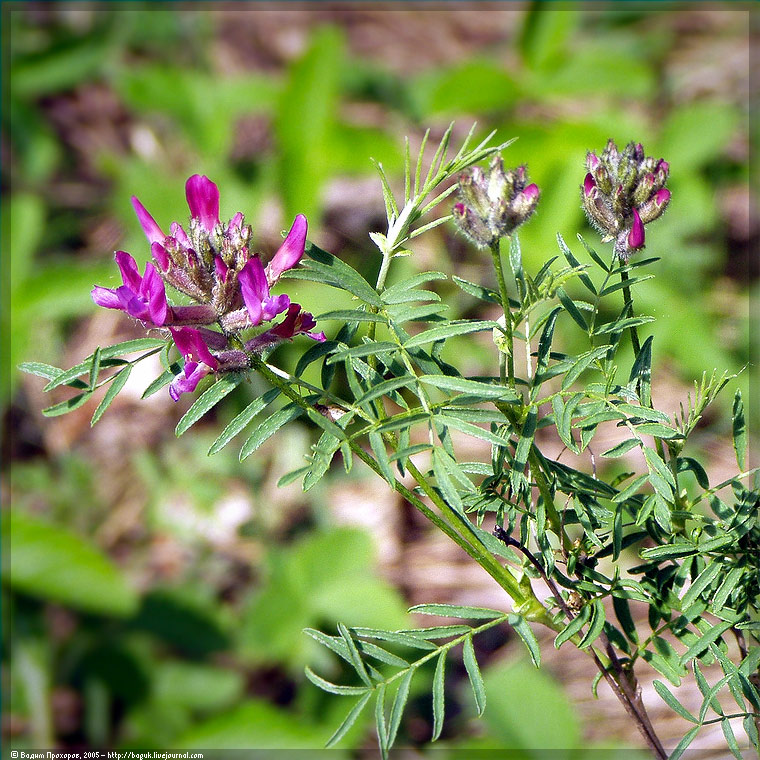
[4,4,755,754]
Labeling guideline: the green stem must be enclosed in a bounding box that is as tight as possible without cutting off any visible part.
[250,356,551,626]
[490,240,515,388]
[620,268,641,358]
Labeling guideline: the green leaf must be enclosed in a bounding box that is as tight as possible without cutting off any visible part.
[90,365,133,425]
[338,623,373,687]
[369,431,395,485]
[561,347,609,390]
[175,373,244,437]
[641,649,683,687]
[643,446,676,491]
[431,652,446,741]
[355,376,416,407]
[463,634,486,716]
[556,234,595,294]
[141,364,181,399]
[352,628,437,651]
[629,335,653,406]
[640,543,696,561]
[554,605,590,649]
[303,242,382,306]
[601,438,641,458]
[711,565,744,613]
[721,718,744,760]
[436,415,511,448]
[451,275,500,304]
[208,388,281,455]
[508,614,540,667]
[669,725,700,760]
[633,423,683,440]
[375,683,388,759]
[403,320,497,348]
[599,275,655,297]
[327,342,399,363]
[556,286,588,331]
[418,375,520,400]
[577,599,605,650]
[732,390,746,470]
[678,621,733,666]
[239,403,304,460]
[326,691,373,748]
[42,392,93,417]
[383,271,448,300]
[88,346,101,390]
[401,625,471,640]
[304,667,371,696]
[388,669,414,747]
[612,596,638,643]
[43,339,166,391]
[532,307,562,400]
[409,604,504,620]
[6,510,138,617]
[594,315,655,335]
[652,680,698,723]
[680,560,723,609]
[316,309,387,323]
[18,361,66,382]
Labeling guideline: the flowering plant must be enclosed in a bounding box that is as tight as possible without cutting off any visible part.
[21,126,759,758]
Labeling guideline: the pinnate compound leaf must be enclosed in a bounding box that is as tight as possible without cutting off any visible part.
[462,634,486,715]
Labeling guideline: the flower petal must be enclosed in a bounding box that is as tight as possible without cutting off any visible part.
[628,207,645,250]
[114,251,142,293]
[185,175,220,234]
[131,197,165,245]
[266,214,307,285]
[238,257,270,325]
[141,262,169,326]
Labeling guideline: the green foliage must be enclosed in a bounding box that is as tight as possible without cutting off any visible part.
[8,7,756,756]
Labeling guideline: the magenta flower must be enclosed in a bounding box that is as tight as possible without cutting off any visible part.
[94,173,323,401]
[168,327,220,401]
[185,175,220,234]
[265,214,308,286]
[238,256,291,326]
[91,251,169,326]
[627,207,645,250]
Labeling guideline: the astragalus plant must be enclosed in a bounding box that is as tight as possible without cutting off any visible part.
[22,125,759,759]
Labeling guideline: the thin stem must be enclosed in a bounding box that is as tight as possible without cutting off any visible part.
[490,239,515,388]
[250,356,553,625]
[620,268,641,358]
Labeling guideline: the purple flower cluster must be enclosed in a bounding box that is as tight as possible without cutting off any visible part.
[92,175,325,400]
[582,140,671,260]
[453,156,540,248]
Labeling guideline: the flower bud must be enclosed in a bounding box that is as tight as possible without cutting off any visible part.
[453,155,539,247]
[581,140,671,259]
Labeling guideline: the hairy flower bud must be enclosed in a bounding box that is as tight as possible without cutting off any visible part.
[581,139,671,260]
[453,156,539,247]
